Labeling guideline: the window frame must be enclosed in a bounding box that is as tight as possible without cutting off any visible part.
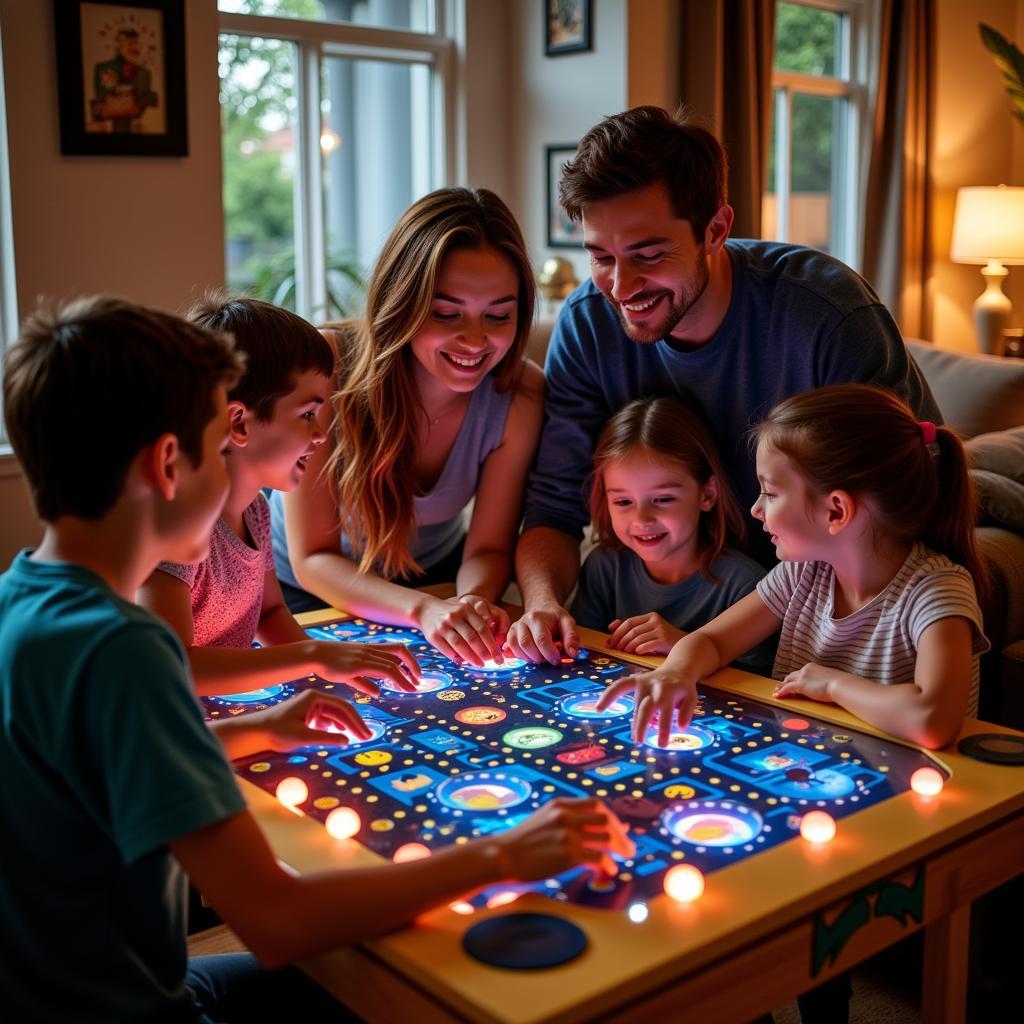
[217,4,460,320]
[767,0,872,270]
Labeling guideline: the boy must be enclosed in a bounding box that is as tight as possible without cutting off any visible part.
[0,296,615,1022]
[138,294,415,698]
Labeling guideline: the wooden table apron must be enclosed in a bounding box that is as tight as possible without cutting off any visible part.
[236,610,1024,1024]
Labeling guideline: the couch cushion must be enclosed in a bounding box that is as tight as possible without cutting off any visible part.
[906,340,1024,437]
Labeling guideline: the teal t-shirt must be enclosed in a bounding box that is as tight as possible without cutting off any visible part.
[571,545,776,675]
[0,551,246,1022]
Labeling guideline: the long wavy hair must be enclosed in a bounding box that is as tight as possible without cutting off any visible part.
[756,384,987,602]
[589,397,746,582]
[327,187,535,579]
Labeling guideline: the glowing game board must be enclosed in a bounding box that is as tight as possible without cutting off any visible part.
[202,617,945,910]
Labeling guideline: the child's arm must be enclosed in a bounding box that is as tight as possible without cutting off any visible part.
[597,591,782,745]
[170,794,612,969]
[254,567,309,646]
[773,617,974,749]
[139,570,420,698]
[283,425,504,667]
[454,363,545,637]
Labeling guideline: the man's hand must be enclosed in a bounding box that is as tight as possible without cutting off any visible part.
[597,667,700,746]
[314,640,421,696]
[504,604,580,664]
[607,613,685,656]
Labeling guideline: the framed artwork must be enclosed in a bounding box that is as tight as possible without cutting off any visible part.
[544,0,592,56]
[53,0,188,156]
[546,144,583,248]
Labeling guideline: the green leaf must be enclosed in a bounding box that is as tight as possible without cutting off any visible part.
[980,23,1024,127]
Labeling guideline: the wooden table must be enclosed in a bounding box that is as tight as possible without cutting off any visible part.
[240,610,1024,1024]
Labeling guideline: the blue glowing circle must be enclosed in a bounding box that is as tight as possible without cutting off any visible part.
[662,800,764,847]
[560,692,635,719]
[382,670,454,696]
[643,723,716,752]
[435,771,533,812]
[344,718,388,745]
[221,685,285,704]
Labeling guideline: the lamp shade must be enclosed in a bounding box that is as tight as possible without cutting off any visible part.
[950,185,1024,265]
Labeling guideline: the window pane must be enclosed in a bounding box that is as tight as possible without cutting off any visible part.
[220,34,298,308]
[219,0,433,33]
[322,55,433,316]
[789,91,836,252]
[774,1,839,76]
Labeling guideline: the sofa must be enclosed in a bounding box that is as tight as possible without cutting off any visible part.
[526,319,1024,728]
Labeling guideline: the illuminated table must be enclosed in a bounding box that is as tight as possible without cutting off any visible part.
[234,610,1024,1024]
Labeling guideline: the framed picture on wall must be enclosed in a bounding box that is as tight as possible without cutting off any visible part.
[544,0,592,56]
[53,0,188,156]
[546,144,583,248]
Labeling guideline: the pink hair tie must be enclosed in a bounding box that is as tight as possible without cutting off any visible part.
[919,421,937,445]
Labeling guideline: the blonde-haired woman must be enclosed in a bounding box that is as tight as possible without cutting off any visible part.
[271,187,543,666]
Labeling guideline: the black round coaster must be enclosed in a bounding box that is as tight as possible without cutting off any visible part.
[462,912,587,970]
[958,733,1024,765]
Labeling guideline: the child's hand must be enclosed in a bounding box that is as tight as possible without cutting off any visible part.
[417,597,503,667]
[489,798,613,881]
[457,594,511,646]
[773,663,836,703]
[313,640,421,697]
[254,690,373,751]
[596,667,700,746]
[606,613,685,655]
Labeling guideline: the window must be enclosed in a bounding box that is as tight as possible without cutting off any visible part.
[762,0,871,268]
[218,1,456,321]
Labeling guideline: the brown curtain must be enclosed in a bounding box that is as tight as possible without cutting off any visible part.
[677,0,776,239]
[861,0,935,338]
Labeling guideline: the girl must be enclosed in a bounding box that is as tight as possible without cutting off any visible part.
[272,187,544,667]
[599,384,989,752]
[571,397,773,674]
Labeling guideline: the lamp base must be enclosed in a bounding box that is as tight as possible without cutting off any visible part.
[974,262,1011,356]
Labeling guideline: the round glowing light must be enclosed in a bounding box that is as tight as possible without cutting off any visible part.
[382,671,453,695]
[325,806,361,840]
[392,842,431,863]
[627,901,649,923]
[781,717,810,731]
[799,810,836,844]
[475,656,527,673]
[486,890,521,909]
[449,900,475,915]
[560,692,635,719]
[663,864,705,903]
[275,776,308,808]
[910,767,945,797]
[225,684,285,704]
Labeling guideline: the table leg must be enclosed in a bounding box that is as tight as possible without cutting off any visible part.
[921,904,970,1024]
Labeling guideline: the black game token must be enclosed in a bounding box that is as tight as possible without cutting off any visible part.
[957,733,1024,765]
[462,912,587,970]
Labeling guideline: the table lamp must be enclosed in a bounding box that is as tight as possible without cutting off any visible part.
[950,185,1024,355]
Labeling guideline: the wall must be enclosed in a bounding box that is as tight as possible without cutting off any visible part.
[931,0,1024,350]
[507,0,628,283]
[0,0,225,560]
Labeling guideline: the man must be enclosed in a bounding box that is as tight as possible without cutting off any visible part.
[506,105,939,665]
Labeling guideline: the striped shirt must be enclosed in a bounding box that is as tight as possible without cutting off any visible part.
[755,543,989,716]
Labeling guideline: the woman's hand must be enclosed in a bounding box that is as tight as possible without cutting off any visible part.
[313,640,421,697]
[251,690,373,751]
[607,613,685,656]
[417,597,503,667]
[457,594,511,645]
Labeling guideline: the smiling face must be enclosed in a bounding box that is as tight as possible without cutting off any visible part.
[583,180,714,344]
[409,245,519,394]
[751,442,828,562]
[237,369,331,491]
[603,450,716,584]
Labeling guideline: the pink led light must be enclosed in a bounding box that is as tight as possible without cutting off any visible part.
[324,806,361,840]
[910,767,945,797]
[392,842,431,863]
[275,777,308,808]
[800,810,836,844]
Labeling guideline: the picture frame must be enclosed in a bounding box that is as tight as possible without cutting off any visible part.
[53,0,188,157]
[544,0,592,56]
[546,144,583,248]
